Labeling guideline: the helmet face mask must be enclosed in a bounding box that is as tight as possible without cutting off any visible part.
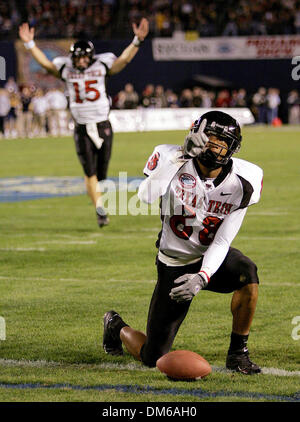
[70,40,95,71]
[192,111,242,169]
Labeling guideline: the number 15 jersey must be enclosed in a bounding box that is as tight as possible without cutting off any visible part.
[52,53,116,124]
[139,144,263,276]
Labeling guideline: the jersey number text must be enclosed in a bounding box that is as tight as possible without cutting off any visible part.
[73,80,100,103]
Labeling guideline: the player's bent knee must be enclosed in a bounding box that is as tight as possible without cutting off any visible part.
[239,256,259,286]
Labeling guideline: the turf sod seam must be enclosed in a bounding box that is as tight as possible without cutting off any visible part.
[0,382,299,402]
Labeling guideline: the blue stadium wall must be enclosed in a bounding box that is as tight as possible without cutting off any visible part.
[1,39,298,122]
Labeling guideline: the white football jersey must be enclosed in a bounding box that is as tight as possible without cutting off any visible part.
[52,53,117,124]
[139,145,263,273]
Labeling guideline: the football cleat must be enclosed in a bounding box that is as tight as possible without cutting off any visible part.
[103,310,124,356]
[96,208,109,228]
[226,348,261,375]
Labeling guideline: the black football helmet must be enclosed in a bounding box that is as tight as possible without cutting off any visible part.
[191,110,242,169]
[69,40,95,71]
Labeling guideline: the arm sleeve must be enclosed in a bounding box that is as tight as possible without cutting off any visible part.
[52,56,68,71]
[96,53,117,70]
[52,56,69,80]
[138,145,186,204]
[200,207,248,277]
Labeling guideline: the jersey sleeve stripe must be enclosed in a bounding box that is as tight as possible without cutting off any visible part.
[237,174,254,209]
[59,63,66,81]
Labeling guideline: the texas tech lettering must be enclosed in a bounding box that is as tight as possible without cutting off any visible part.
[207,200,233,215]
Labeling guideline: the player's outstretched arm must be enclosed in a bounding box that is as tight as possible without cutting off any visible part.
[109,17,149,75]
[19,23,60,78]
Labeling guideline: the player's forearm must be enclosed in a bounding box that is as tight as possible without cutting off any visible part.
[201,207,248,277]
[109,42,140,75]
[26,43,59,77]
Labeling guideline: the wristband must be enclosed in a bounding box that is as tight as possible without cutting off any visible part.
[132,35,143,47]
[198,270,210,284]
[24,40,35,50]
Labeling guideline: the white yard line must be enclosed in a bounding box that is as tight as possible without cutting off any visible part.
[0,275,298,286]
[0,247,46,252]
[0,275,156,283]
[239,236,300,241]
[36,240,97,245]
[0,358,299,377]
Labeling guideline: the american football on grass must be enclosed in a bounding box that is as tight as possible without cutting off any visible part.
[156,350,212,381]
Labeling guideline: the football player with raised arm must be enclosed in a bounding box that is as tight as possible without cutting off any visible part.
[103,111,264,375]
[19,19,149,227]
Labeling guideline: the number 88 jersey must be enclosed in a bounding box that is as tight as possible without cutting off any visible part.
[52,53,116,124]
[142,144,263,267]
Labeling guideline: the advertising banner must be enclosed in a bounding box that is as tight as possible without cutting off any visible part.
[152,35,300,61]
[109,108,254,133]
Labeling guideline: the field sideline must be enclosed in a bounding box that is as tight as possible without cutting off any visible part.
[0,126,299,403]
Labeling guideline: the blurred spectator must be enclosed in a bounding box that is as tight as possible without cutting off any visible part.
[165,89,180,108]
[192,86,203,107]
[223,12,239,36]
[6,91,21,138]
[113,84,139,110]
[45,88,69,136]
[179,88,193,107]
[1,0,300,40]
[215,89,231,107]
[31,88,48,137]
[252,87,268,123]
[153,84,168,108]
[19,86,33,138]
[4,76,19,94]
[287,89,300,124]
[0,88,11,138]
[141,84,156,108]
[114,90,127,109]
[230,88,247,107]
[201,90,215,108]
[123,83,139,109]
[112,90,126,110]
[1,80,297,138]
[155,8,173,37]
[295,2,300,34]
[266,87,281,124]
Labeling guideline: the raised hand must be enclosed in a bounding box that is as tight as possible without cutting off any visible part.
[132,18,149,41]
[183,119,209,158]
[19,23,35,43]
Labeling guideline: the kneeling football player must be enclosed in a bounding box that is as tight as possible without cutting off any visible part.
[103,110,263,375]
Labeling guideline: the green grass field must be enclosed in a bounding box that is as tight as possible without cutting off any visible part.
[0,126,299,404]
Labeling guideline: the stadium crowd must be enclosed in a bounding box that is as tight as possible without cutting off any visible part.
[1,77,299,139]
[1,0,300,40]
[0,78,70,138]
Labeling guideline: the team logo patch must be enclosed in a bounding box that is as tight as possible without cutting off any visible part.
[147,152,160,171]
[179,173,196,188]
